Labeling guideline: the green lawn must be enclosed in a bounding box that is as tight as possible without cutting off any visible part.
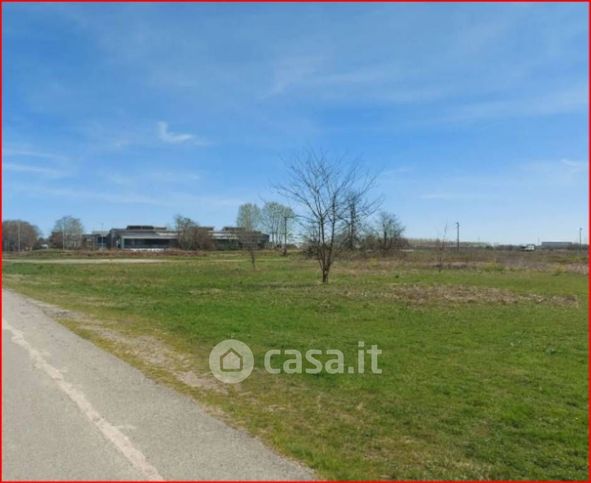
[3,252,588,480]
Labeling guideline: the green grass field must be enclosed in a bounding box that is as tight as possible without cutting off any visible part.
[3,251,588,480]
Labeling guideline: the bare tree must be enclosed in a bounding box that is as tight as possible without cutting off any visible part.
[277,150,379,283]
[174,215,214,250]
[261,202,293,246]
[2,220,41,252]
[261,202,282,246]
[341,189,380,250]
[261,201,296,250]
[192,227,214,250]
[50,216,84,249]
[174,215,213,250]
[375,211,405,253]
[175,215,197,250]
[236,203,263,269]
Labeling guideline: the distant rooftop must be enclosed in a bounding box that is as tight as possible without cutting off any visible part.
[125,225,166,231]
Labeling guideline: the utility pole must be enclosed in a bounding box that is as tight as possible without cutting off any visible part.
[579,227,583,251]
[282,215,289,256]
[17,221,21,253]
[62,224,66,252]
[456,221,460,251]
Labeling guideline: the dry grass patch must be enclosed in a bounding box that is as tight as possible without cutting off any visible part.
[378,284,580,306]
[261,282,578,307]
[26,297,226,394]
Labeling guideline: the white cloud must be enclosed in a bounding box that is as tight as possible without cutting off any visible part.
[266,55,323,97]
[157,121,209,146]
[520,158,588,186]
[3,162,69,179]
[4,148,69,161]
[441,84,588,124]
[10,184,165,206]
[419,192,493,201]
[103,169,201,187]
[522,158,587,173]
[12,183,242,211]
[560,159,588,174]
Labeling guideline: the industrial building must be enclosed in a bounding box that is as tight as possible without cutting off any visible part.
[83,225,269,251]
[540,241,577,250]
[109,225,177,250]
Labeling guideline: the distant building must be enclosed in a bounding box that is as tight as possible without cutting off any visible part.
[212,227,269,250]
[82,231,109,250]
[540,241,575,250]
[81,224,269,251]
[108,226,178,250]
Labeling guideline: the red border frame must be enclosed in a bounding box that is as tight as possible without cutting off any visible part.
[0,1,588,482]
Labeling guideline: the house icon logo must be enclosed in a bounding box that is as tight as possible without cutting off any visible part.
[220,348,243,372]
[209,339,254,383]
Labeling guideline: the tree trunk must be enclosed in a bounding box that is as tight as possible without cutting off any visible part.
[321,260,330,283]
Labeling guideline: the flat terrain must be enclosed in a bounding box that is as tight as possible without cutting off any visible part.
[2,289,313,481]
[2,258,165,264]
[3,250,588,480]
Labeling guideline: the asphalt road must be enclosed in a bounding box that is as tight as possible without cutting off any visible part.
[2,289,313,481]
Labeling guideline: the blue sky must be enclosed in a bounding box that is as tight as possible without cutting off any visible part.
[3,2,588,244]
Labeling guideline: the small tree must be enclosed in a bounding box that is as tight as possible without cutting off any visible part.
[192,227,214,250]
[236,203,263,269]
[50,216,84,249]
[277,150,379,283]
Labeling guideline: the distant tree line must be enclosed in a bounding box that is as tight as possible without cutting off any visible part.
[2,216,86,252]
[2,220,42,251]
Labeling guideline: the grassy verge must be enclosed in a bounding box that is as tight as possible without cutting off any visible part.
[2,252,588,480]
